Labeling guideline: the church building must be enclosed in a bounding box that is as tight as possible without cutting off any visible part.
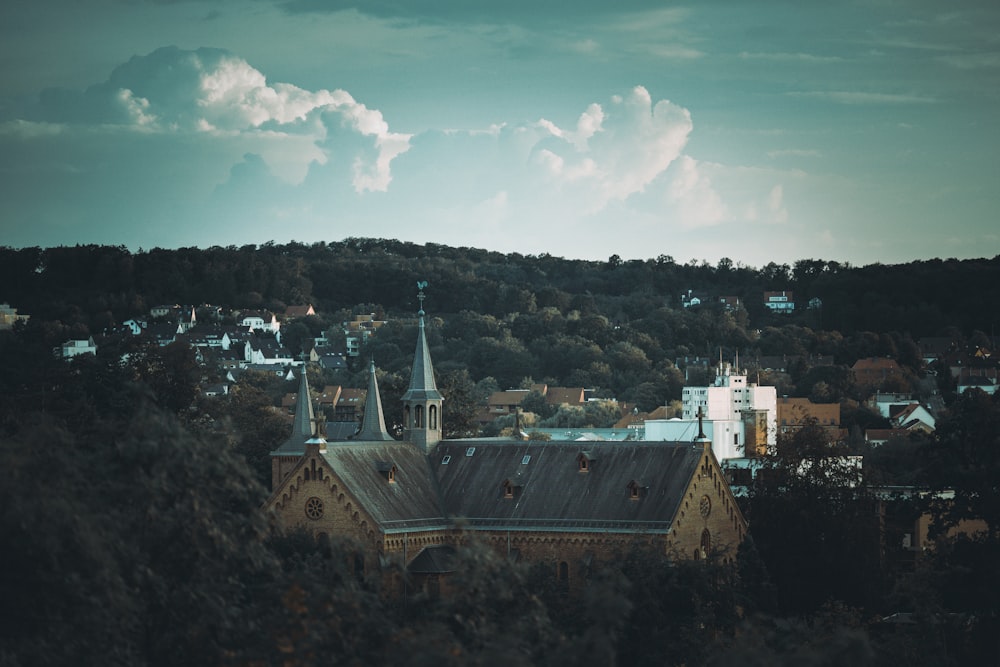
[264,288,747,590]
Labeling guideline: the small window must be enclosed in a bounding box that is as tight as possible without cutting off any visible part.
[441,455,451,465]
[579,458,589,472]
[521,455,531,465]
[466,447,476,457]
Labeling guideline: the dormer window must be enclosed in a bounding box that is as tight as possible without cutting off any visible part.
[502,478,522,499]
[627,480,646,500]
[578,451,596,473]
[376,461,397,483]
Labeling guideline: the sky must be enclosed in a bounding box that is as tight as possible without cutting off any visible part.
[1,0,998,268]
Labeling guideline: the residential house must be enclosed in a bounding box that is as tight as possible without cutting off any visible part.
[918,336,961,366]
[244,334,298,366]
[680,289,709,308]
[315,352,348,371]
[481,385,587,423]
[150,304,179,319]
[0,303,29,330]
[889,403,936,433]
[763,291,795,313]
[719,296,742,312]
[864,428,912,446]
[343,314,385,357]
[57,337,97,359]
[958,375,998,395]
[852,357,905,391]
[334,387,366,423]
[776,396,841,433]
[239,310,281,334]
[122,318,146,335]
[284,304,316,320]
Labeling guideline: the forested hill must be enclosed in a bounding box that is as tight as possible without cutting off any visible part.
[2,240,997,337]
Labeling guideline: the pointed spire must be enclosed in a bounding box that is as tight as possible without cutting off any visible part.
[356,359,395,441]
[402,283,442,402]
[292,366,316,440]
[271,366,318,455]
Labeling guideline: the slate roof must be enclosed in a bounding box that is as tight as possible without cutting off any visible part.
[325,421,361,441]
[320,441,448,531]
[432,440,704,533]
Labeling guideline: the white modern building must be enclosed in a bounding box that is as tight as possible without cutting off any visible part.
[645,363,777,462]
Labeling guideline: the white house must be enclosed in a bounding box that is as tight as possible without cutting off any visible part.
[764,290,795,313]
[58,337,97,358]
[240,311,281,334]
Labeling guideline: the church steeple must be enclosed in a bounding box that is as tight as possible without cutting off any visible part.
[291,367,316,442]
[401,282,443,451]
[355,359,395,441]
[270,367,320,488]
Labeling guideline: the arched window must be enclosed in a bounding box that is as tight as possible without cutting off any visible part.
[429,405,438,429]
[558,561,569,585]
[701,528,711,556]
[414,405,424,427]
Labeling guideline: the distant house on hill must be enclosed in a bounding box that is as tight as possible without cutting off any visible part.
[852,357,904,390]
[482,385,588,423]
[239,310,280,333]
[680,289,709,308]
[763,291,795,313]
[57,337,97,359]
[343,314,385,357]
[777,397,840,433]
[0,303,29,330]
[284,304,316,320]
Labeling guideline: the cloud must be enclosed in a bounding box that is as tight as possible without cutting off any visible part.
[1,46,792,261]
[787,91,937,105]
[665,156,729,228]
[32,46,411,190]
[739,51,843,64]
[531,86,693,210]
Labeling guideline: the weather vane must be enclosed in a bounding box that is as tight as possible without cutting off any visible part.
[416,280,428,313]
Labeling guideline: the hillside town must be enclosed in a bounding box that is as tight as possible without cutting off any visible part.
[1,244,998,665]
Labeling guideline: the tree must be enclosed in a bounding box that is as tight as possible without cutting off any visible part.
[926,388,1000,539]
[438,369,481,438]
[745,422,884,614]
